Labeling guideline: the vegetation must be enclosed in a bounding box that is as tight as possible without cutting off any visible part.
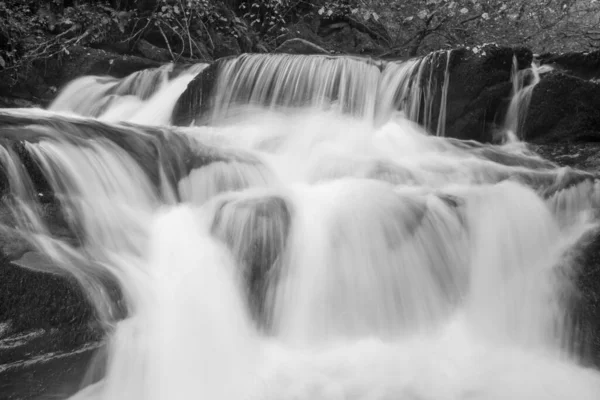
[1,0,600,85]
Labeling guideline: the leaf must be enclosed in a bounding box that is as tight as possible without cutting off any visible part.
[0,55,5,68]
[318,7,325,15]
[418,9,428,19]
[372,12,380,22]
[327,9,333,16]
[173,5,180,14]
[459,7,469,14]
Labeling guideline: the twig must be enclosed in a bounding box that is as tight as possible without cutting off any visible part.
[157,23,176,61]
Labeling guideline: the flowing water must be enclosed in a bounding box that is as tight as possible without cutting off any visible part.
[1,52,600,400]
[502,56,553,142]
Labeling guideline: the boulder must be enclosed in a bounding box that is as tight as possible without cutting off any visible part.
[442,45,532,142]
[0,259,92,335]
[274,38,330,55]
[533,142,600,367]
[538,51,600,80]
[524,72,600,143]
[172,58,224,126]
[385,45,532,142]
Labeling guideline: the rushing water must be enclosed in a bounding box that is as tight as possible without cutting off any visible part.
[2,52,600,400]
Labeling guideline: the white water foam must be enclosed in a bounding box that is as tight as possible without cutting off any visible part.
[1,54,599,400]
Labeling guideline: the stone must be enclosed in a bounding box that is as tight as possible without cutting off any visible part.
[524,72,600,143]
[441,45,532,142]
[538,50,600,80]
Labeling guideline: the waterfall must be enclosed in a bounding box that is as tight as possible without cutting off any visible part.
[177,51,452,133]
[50,63,207,124]
[2,51,600,400]
[503,56,552,142]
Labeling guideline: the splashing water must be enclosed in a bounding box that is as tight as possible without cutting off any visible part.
[1,52,600,400]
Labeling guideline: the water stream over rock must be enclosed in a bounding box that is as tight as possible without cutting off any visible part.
[1,50,600,399]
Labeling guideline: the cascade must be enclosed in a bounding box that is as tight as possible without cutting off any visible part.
[50,63,207,124]
[503,56,552,142]
[175,51,452,132]
[1,50,600,400]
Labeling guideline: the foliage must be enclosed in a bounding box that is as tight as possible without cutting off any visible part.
[1,0,600,86]
[339,0,600,55]
[0,0,131,83]
[316,0,381,22]
[239,0,289,36]
[151,0,231,59]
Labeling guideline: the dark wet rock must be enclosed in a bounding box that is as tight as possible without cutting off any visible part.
[534,143,600,171]
[274,38,330,55]
[382,45,531,142]
[532,142,600,368]
[571,232,600,368]
[538,51,600,80]
[0,227,33,263]
[0,339,100,400]
[0,260,93,334]
[524,72,600,143]
[211,194,293,327]
[441,45,532,142]
[172,58,224,126]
